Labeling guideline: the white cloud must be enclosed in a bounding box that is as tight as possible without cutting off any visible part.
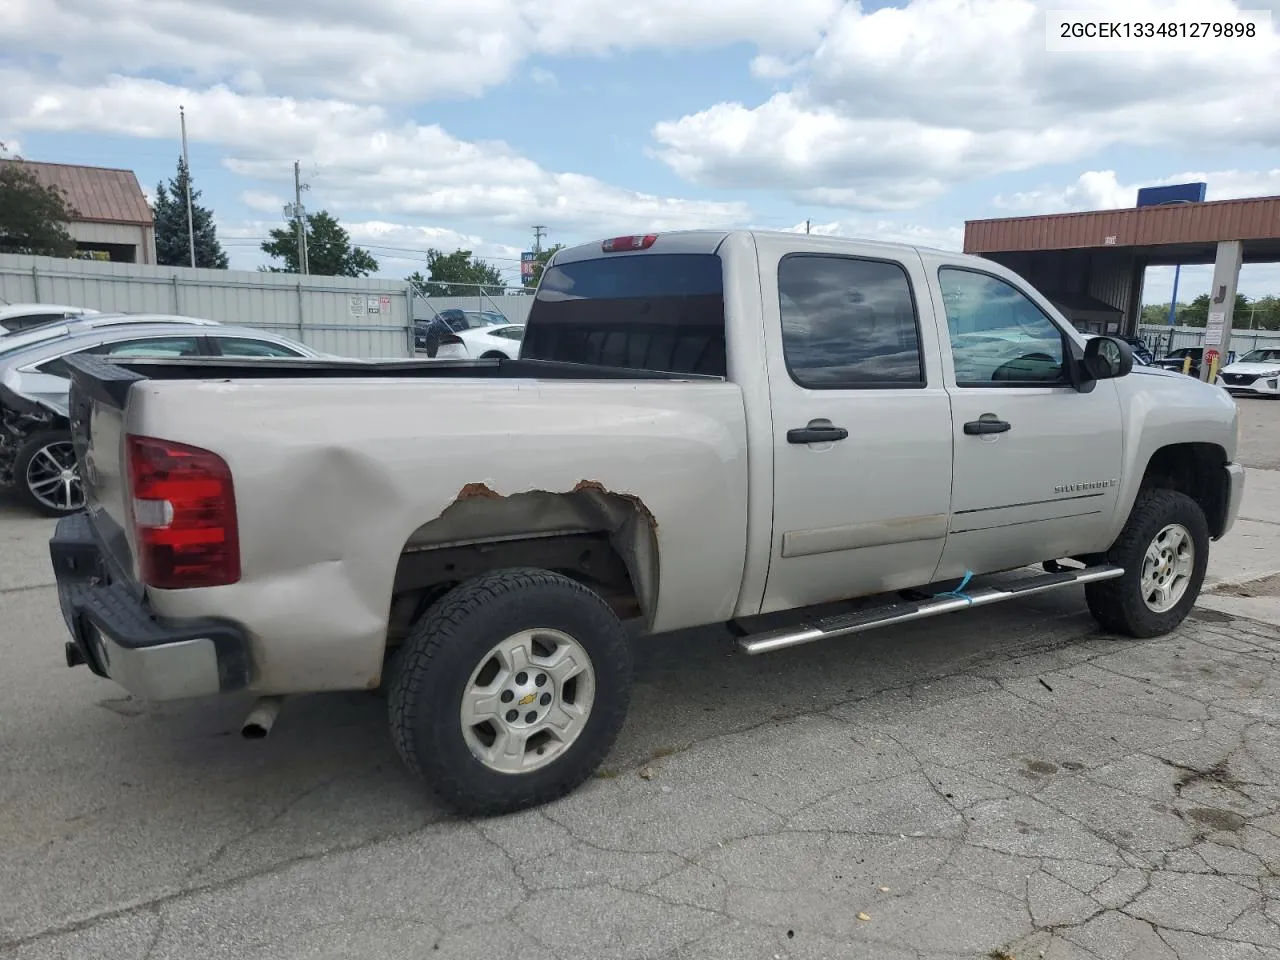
[0,73,752,235]
[748,55,807,81]
[1145,263,1280,304]
[995,169,1280,214]
[240,191,286,214]
[773,218,965,251]
[1,0,840,103]
[651,0,1280,210]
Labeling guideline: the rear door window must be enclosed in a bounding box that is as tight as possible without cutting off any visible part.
[95,337,203,358]
[522,253,725,376]
[212,337,304,358]
[777,254,924,388]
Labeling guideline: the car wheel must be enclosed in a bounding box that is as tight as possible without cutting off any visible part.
[13,430,85,517]
[388,568,633,816]
[480,351,508,360]
[1085,489,1209,638]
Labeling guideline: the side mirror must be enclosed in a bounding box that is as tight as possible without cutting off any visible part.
[1082,336,1133,381]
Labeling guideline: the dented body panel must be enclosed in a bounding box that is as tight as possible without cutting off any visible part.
[113,376,749,692]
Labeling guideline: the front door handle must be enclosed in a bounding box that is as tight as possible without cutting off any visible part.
[964,418,1011,436]
[788,420,849,444]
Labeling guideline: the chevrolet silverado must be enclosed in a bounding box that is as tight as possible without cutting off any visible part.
[49,230,1244,815]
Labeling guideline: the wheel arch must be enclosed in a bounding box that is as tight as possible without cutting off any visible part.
[1137,442,1232,540]
[387,482,659,645]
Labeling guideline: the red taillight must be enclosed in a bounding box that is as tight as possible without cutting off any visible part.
[602,234,657,252]
[126,435,240,589]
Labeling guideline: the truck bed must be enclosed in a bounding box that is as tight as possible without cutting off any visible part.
[66,355,722,410]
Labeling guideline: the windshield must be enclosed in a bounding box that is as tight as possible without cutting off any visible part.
[465,311,509,327]
[1239,349,1280,363]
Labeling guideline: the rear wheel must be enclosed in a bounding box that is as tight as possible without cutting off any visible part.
[388,568,633,815]
[1085,489,1209,637]
[13,430,84,517]
[480,350,508,360]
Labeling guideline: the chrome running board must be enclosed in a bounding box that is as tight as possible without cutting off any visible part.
[736,565,1125,655]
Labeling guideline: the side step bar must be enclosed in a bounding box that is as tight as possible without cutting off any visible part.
[736,564,1125,655]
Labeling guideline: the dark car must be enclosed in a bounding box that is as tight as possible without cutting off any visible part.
[414,309,511,356]
[1153,346,1203,377]
[1121,336,1155,366]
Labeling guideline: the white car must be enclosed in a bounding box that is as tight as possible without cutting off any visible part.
[0,303,99,335]
[435,322,526,360]
[416,309,526,359]
[1216,348,1280,398]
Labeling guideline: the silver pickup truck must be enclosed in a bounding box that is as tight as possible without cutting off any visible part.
[49,230,1244,815]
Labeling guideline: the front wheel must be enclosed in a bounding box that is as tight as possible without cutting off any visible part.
[1085,489,1209,638]
[388,568,633,815]
[13,430,85,517]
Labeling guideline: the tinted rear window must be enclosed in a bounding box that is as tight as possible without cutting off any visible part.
[521,253,726,376]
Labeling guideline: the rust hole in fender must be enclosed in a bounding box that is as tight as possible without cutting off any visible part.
[455,482,501,501]
[572,479,659,536]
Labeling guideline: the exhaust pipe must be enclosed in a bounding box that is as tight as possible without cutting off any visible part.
[241,696,284,739]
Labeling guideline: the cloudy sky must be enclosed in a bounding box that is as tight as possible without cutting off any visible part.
[2,0,1280,301]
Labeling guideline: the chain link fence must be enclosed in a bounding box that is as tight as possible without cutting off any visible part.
[1137,324,1280,359]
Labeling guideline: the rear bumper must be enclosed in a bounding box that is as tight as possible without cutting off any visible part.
[49,512,251,701]
[1220,462,1246,540]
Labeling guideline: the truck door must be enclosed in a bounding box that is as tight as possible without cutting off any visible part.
[757,236,954,615]
[922,257,1124,580]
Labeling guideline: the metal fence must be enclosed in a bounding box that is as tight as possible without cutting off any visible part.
[410,284,534,327]
[1137,324,1280,358]
[0,253,415,358]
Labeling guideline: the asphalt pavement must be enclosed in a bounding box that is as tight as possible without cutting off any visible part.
[2,402,1280,960]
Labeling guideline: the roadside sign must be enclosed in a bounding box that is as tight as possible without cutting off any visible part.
[1205,310,1226,346]
[521,251,536,280]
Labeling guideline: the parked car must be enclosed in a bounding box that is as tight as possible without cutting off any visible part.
[1087,335,1149,366]
[434,323,525,360]
[415,309,518,357]
[1120,336,1155,365]
[0,303,99,335]
[1,323,324,516]
[1216,348,1280,398]
[0,312,222,360]
[49,230,1242,817]
[1153,346,1203,377]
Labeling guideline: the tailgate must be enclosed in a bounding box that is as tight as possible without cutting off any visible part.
[66,355,146,588]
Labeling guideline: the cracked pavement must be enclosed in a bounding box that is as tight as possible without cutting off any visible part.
[3,404,1280,960]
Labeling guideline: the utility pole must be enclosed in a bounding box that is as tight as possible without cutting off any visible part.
[805,219,810,235]
[532,225,547,256]
[179,106,196,268]
[293,161,310,275]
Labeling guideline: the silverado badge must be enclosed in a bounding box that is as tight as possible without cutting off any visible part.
[1054,479,1117,494]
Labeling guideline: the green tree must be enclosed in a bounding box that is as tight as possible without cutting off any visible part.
[260,210,378,277]
[0,151,78,258]
[1235,294,1280,331]
[1141,302,1172,325]
[522,244,564,289]
[1176,292,1250,328]
[408,249,505,298]
[152,157,229,268]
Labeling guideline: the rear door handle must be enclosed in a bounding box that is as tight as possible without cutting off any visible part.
[788,420,849,444]
[963,418,1011,435]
